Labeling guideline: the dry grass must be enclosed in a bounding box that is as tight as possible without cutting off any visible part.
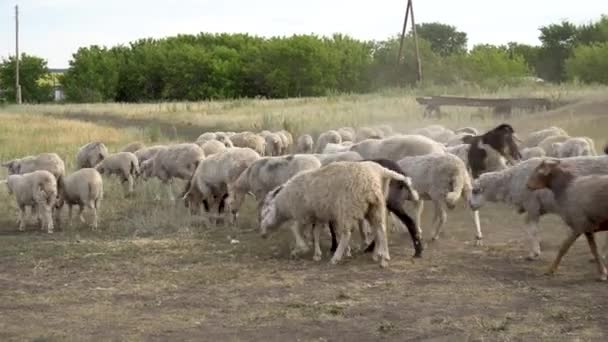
[1,84,608,340]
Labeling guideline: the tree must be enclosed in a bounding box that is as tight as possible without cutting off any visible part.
[566,42,608,84]
[537,20,578,82]
[0,53,52,103]
[506,42,541,73]
[412,22,467,56]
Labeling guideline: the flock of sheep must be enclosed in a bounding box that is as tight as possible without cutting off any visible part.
[2,123,608,280]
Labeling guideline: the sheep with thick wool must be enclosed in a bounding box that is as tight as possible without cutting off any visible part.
[3,152,65,182]
[140,143,205,201]
[3,170,57,233]
[296,134,314,154]
[120,142,145,153]
[76,142,109,169]
[56,168,103,230]
[95,152,140,197]
[350,135,446,161]
[314,151,363,166]
[522,126,568,148]
[259,161,408,267]
[230,132,266,156]
[553,137,597,158]
[200,139,227,156]
[315,130,342,153]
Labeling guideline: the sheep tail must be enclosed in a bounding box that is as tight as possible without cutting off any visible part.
[380,167,407,183]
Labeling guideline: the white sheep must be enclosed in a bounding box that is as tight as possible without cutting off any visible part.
[227,154,322,224]
[276,130,294,153]
[397,153,482,244]
[553,137,597,158]
[196,132,217,144]
[469,156,608,260]
[263,132,284,156]
[95,152,140,197]
[2,152,65,181]
[201,139,227,156]
[76,142,109,169]
[337,127,355,142]
[134,145,166,167]
[521,146,546,160]
[538,135,571,157]
[183,147,260,223]
[522,126,568,148]
[296,134,314,154]
[350,135,445,161]
[454,127,479,136]
[230,132,266,156]
[3,170,57,233]
[322,142,354,154]
[355,127,383,142]
[120,142,145,153]
[56,168,103,230]
[315,130,342,153]
[260,161,408,267]
[140,143,205,201]
[314,151,363,166]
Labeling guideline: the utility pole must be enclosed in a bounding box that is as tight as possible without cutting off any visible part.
[397,0,422,84]
[15,4,22,104]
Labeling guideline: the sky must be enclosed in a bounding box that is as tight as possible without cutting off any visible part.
[0,0,605,68]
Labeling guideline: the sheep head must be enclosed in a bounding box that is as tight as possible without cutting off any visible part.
[527,159,561,190]
[2,160,20,175]
[260,185,283,238]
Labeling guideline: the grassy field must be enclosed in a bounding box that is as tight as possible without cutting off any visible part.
[1,84,608,341]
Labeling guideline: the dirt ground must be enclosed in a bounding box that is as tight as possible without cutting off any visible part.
[2,98,608,341]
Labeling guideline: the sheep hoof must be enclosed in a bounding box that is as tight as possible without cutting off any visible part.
[313,254,322,262]
[330,258,339,265]
[372,253,379,262]
[380,259,389,268]
[598,274,608,282]
[526,253,541,261]
[474,238,483,247]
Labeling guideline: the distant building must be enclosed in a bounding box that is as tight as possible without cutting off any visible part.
[49,68,68,102]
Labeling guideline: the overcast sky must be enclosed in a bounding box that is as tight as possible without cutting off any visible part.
[0,0,604,68]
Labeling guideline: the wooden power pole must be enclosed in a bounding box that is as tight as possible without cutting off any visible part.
[15,4,22,104]
[397,0,422,83]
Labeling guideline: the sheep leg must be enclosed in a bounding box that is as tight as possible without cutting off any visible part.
[165,180,175,201]
[41,204,54,234]
[289,222,309,257]
[78,205,86,224]
[387,201,423,258]
[471,209,483,246]
[414,200,424,237]
[524,216,542,260]
[330,228,352,265]
[312,224,322,262]
[584,232,607,281]
[431,201,448,241]
[358,220,372,252]
[17,206,26,232]
[89,201,98,231]
[546,231,580,276]
[68,205,74,227]
[329,222,338,253]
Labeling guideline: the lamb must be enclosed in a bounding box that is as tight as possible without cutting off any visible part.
[322,142,354,154]
[260,161,409,267]
[140,143,205,201]
[296,134,314,154]
[469,156,608,260]
[522,126,568,148]
[201,139,227,156]
[350,135,446,161]
[538,135,571,157]
[95,152,140,196]
[2,152,65,181]
[3,170,57,233]
[56,168,103,230]
[230,132,266,156]
[183,147,260,223]
[397,153,482,244]
[521,146,546,160]
[76,142,109,169]
[553,137,597,158]
[315,130,342,153]
[226,154,322,224]
[120,142,145,153]
[526,159,608,280]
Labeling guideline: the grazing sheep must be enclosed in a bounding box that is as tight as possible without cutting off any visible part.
[56,168,103,230]
[314,151,364,166]
[95,152,139,197]
[277,130,294,153]
[134,145,166,166]
[201,140,227,156]
[538,135,571,157]
[183,147,260,222]
[322,142,354,154]
[521,146,546,160]
[260,161,409,267]
[469,156,608,260]
[226,154,322,224]
[553,137,597,158]
[215,133,234,148]
[355,127,383,142]
[141,143,205,201]
[3,170,57,233]
[315,130,342,153]
[350,135,445,161]
[296,134,314,154]
[196,132,217,144]
[120,142,145,153]
[397,153,482,244]
[264,133,284,156]
[230,132,266,156]
[337,127,355,142]
[76,142,109,169]
[527,159,608,280]
[523,126,568,148]
[2,152,65,181]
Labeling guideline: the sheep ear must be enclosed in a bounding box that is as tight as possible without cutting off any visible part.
[2,160,13,168]
[512,133,523,143]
